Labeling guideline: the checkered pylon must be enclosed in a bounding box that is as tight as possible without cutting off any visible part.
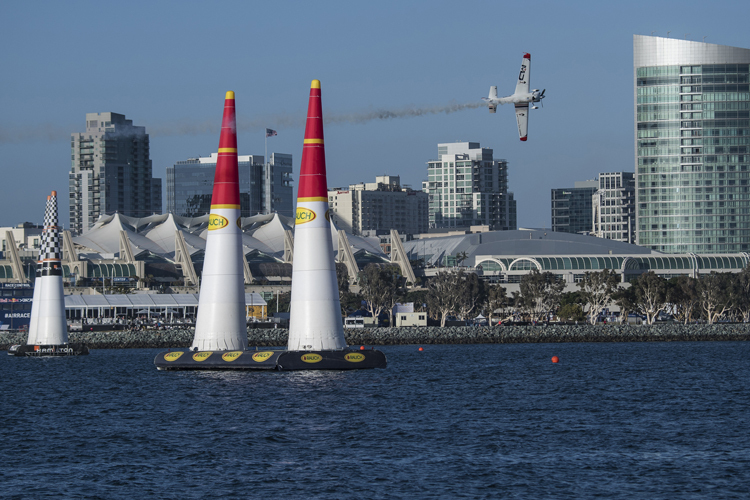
[38,192,62,278]
[43,193,62,261]
[36,196,52,277]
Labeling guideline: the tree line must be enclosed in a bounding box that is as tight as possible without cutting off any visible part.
[265,263,750,326]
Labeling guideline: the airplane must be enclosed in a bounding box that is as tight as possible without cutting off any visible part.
[482,53,545,141]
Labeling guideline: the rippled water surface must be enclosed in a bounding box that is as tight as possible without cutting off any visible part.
[3,342,750,499]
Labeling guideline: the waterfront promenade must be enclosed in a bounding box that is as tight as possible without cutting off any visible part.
[2,324,750,350]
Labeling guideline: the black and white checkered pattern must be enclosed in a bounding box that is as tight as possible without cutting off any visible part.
[41,193,61,261]
[36,197,51,277]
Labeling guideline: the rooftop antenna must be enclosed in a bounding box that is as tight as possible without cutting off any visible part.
[667,31,671,37]
[651,31,656,36]
[703,36,707,42]
[685,33,691,40]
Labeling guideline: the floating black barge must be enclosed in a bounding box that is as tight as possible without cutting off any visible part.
[154,348,386,371]
[9,343,90,357]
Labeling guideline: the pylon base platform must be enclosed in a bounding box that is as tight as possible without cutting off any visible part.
[154,348,387,371]
[9,343,89,357]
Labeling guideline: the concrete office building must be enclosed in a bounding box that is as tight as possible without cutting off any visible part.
[634,34,750,253]
[593,172,636,243]
[426,142,516,230]
[69,113,162,235]
[166,152,294,218]
[328,175,428,236]
[551,180,598,235]
[1,223,43,256]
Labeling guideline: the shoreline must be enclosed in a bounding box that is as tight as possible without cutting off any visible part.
[2,324,750,350]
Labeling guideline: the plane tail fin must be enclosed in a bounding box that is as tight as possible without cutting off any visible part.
[488,86,498,99]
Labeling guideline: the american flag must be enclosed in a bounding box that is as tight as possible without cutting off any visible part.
[265,128,277,137]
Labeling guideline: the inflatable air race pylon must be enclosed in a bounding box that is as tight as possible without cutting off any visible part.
[191,91,249,352]
[287,79,348,352]
[275,80,386,370]
[9,191,88,356]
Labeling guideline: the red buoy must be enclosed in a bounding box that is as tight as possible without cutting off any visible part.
[360,345,365,350]
[418,347,424,351]
[551,356,559,363]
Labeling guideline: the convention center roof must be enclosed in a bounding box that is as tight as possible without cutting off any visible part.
[402,228,654,267]
[73,212,386,264]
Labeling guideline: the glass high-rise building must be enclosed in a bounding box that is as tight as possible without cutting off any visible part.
[166,152,293,218]
[69,113,162,235]
[426,142,516,230]
[551,180,598,235]
[592,172,636,244]
[634,35,750,253]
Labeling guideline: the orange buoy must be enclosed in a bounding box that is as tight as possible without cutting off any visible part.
[360,345,365,350]
[551,356,559,363]
[418,347,424,351]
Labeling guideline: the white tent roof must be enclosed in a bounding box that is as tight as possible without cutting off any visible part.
[75,213,165,257]
[246,213,292,255]
[72,212,387,264]
[142,213,205,257]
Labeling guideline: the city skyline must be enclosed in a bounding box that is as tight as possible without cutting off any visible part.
[2,1,750,231]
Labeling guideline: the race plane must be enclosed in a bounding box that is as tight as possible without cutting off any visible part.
[482,53,545,141]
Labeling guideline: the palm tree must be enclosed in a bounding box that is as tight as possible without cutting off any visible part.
[455,251,469,267]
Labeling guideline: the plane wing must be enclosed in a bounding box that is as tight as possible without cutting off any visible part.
[514,53,531,95]
[515,103,528,141]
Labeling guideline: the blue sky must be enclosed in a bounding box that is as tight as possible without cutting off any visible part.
[2,0,749,229]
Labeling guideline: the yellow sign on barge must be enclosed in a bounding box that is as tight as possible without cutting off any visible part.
[154,349,386,371]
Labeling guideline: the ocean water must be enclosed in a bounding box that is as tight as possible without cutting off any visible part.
[2,342,749,499]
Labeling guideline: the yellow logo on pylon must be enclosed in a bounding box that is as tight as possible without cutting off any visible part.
[164,352,184,362]
[301,353,322,363]
[344,352,365,362]
[208,214,228,230]
[222,351,243,362]
[193,351,212,362]
[252,351,274,362]
[296,207,316,224]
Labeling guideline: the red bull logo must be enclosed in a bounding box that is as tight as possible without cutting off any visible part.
[296,207,316,224]
[208,214,228,230]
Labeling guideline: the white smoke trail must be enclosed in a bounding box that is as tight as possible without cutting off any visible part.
[0,101,485,143]
[326,101,484,125]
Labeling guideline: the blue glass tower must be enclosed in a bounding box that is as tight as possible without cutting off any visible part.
[634,35,750,253]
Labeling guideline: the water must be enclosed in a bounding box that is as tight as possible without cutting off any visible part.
[2,342,749,499]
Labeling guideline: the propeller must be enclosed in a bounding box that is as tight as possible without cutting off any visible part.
[533,89,546,108]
